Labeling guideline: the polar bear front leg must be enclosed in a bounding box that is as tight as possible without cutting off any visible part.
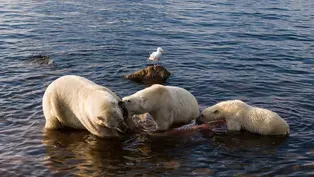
[43,94,62,129]
[155,120,170,131]
[154,112,173,132]
[45,116,62,129]
[226,119,241,131]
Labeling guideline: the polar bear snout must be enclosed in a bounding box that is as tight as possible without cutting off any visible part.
[118,101,125,109]
[195,114,205,125]
[121,98,144,115]
[116,122,128,133]
[97,108,128,133]
[105,116,128,133]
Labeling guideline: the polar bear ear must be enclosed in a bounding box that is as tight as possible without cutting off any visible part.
[213,109,219,114]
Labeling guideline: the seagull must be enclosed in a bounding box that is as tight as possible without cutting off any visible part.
[148,47,165,66]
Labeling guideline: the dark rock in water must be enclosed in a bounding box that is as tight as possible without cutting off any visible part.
[27,55,54,65]
[126,113,156,133]
[124,65,171,84]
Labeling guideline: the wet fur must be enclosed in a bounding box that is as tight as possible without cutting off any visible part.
[42,75,127,138]
[200,100,290,135]
[122,84,200,131]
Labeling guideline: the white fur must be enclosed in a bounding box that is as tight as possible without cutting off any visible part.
[122,84,199,131]
[200,100,290,135]
[42,75,127,138]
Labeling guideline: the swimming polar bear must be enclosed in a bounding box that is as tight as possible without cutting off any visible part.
[42,75,128,138]
[120,84,199,131]
[197,100,290,135]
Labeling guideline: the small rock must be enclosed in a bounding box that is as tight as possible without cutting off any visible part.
[124,65,171,84]
[192,168,214,175]
[163,160,180,169]
[127,113,156,133]
[27,55,54,65]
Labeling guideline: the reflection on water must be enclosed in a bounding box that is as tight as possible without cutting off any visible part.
[42,128,194,176]
[208,131,289,154]
[42,130,126,176]
[42,125,290,177]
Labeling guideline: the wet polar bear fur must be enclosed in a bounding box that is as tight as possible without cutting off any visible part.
[198,100,290,135]
[42,75,128,138]
[121,84,200,131]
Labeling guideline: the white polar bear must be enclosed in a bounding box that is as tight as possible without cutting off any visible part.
[121,84,200,131]
[42,75,128,138]
[197,100,290,135]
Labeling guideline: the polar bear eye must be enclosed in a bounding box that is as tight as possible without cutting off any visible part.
[127,100,131,103]
[213,110,219,114]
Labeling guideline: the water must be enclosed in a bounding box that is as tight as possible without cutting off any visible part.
[0,0,313,176]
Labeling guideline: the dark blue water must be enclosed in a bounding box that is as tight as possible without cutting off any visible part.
[1,0,313,176]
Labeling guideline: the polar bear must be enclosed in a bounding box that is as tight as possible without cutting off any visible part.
[196,100,290,135]
[120,84,199,131]
[42,75,128,138]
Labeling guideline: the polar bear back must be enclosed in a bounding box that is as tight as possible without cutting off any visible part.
[56,75,121,101]
[244,106,290,135]
[166,86,199,123]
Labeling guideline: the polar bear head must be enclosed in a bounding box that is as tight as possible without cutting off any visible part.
[121,94,149,115]
[91,99,128,133]
[196,100,246,124]
[196,105,224,124]
[121,85,168,116]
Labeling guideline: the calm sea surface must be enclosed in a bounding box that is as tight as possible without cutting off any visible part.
[0,0,313,176]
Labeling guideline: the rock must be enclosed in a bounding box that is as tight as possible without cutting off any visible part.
[27,55,54,65]
[124,65,171,84]
[127,113,156,133]
[163,160,180,169]
[192,168,214,175]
